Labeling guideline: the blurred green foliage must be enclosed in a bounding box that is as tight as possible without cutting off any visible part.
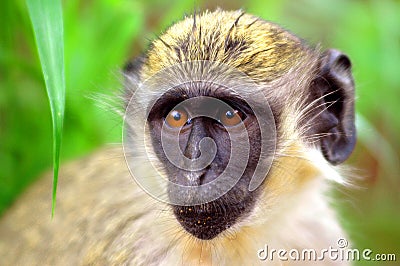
[0,0,146,210]
[0,0,399,264]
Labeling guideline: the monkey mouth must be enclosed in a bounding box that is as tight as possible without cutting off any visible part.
[172,199,248,240]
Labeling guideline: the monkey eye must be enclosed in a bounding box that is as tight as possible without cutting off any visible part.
[165,109,189,128]
[219,109,244,127]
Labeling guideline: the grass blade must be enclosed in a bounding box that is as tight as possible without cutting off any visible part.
[26,0,65,217]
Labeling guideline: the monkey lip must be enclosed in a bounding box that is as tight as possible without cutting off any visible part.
[172,202,243,240]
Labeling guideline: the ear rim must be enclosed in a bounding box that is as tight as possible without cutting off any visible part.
[316,49,357,165]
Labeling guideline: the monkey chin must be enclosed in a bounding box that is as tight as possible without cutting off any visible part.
[171,188,256,240]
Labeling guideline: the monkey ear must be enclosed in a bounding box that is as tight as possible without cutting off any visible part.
[312,49,356,165]
[124,55,145,76]
[123,55,146,102]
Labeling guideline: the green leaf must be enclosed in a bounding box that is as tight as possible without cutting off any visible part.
[26,0,65,217]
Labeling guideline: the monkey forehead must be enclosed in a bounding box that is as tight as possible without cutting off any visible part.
[141,9,309,82]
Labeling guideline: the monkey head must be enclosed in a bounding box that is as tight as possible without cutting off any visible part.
[123,10,356,241]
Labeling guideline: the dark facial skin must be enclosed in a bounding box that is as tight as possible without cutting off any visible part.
[147,83,262,240]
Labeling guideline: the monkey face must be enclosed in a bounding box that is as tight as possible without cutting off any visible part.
[124,60,278,240]
[146,83,266,240]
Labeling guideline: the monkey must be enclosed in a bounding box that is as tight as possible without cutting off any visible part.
[0,9,356,266]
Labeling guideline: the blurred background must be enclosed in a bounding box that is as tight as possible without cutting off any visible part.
[1,0,399,264]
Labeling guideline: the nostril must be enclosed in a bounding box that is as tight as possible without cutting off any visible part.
[199,165,212,185]
[199,172,206,185]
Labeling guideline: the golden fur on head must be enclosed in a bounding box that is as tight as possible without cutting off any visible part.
[142,9,307,82]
